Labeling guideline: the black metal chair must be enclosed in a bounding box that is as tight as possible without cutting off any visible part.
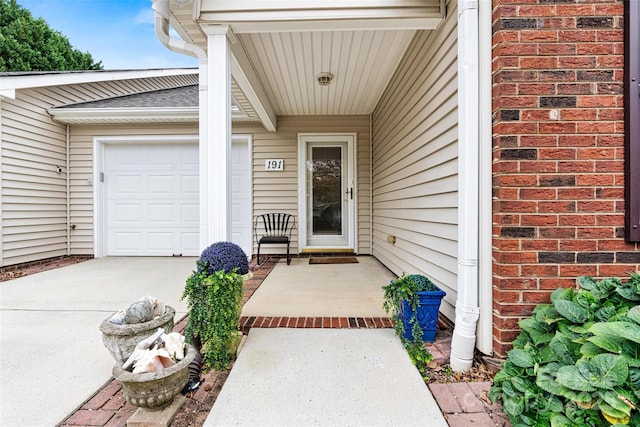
[254,213,296,265]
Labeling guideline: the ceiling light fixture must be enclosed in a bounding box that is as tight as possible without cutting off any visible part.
[315,72,333,86]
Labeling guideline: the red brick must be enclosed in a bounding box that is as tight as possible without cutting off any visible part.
[599,265,639,278]
[521,215,558,226]
[522,239,558,251]
[521,264,559,277]
[577,200,614,212]
[520,135,557,146]
[519,188,556,200]
[559,264,598,277]
[522,291,553,303]
[558,160,595,173]
[64,410,114,426]
[539,122,576,134]
[562,109,597,121]
[558,56,596,68]
[494,290,522,303]
[521,30,558,42]
[83,382,122,410]
[540,278,576,290]
[560,239,597,251]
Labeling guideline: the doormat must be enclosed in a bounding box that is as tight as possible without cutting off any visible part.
[309,257,359,265]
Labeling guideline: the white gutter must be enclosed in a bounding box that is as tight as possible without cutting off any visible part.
[450,0,480,372]
[152,0,206,63]
[49,107,199,124]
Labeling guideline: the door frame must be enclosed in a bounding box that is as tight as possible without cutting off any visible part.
[297,133,357,252]
[231,134,253,258]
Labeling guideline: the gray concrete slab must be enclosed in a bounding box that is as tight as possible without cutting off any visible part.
[0,257,196,427]
[204,328,448,427]
[242,257,394,317]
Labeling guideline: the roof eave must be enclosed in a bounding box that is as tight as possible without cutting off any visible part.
[0,69,198,100]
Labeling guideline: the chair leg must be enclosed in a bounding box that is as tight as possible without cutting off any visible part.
[286,242,291,265]
[257,243,261,265]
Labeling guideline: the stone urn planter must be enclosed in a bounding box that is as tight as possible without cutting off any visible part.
[99,306,176,365]
[113,343,197,410]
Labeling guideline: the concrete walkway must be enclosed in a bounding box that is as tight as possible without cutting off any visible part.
[205,257,448,426]
[0,257,195,426]
[205,328,448,426]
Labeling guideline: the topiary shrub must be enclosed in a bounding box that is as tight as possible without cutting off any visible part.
[490,273,640,426]
[198,241,249,275]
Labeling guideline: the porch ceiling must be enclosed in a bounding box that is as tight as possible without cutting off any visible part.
[168,0,444,118]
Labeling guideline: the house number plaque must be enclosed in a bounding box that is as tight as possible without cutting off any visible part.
[265,159,284,171]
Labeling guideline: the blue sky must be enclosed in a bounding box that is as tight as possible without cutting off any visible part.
[17,0,198,70]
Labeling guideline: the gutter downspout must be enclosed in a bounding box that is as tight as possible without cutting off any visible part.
[152,0,211,250]
[477,0,494,356]
[450,0,480,372]
[66,124,71,256]
[370,113,373,255]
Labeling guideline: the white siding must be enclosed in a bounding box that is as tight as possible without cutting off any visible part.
[0,75,197,266]
[235,115,371,256]
[371,0,458,320]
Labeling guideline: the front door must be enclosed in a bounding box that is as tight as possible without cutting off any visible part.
[298,134,356,250]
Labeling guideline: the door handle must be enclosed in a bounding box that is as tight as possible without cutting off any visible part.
[346,188,353,199]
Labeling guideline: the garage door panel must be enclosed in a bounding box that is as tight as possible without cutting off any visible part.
[180,232,199,254]
[111,203,144,223]
[148,204,177,224]
[106,144,200,256]
[111,232,143,252]
[181,204,199,223]
[113,175,144,194]
[148,233,175,251]
[181,176,198,194]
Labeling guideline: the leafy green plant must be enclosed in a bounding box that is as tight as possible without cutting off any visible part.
[182,261,243,371]
[490,273,640,426]
[383,273,438,377]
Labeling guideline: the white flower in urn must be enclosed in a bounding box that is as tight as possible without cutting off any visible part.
[161,332,186,360]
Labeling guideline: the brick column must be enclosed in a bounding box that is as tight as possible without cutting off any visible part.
[491,0,636,356]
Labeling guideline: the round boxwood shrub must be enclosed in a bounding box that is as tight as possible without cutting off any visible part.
[198,241,249,275]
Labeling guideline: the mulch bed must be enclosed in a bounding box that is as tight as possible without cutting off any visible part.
[0,255,93,282]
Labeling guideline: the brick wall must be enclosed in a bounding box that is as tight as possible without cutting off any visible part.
[491,0,638,356]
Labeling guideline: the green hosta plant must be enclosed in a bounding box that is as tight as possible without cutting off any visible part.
[490,274,640,426]
[182,260,244,371]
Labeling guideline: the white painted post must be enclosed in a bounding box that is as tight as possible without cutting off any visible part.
[201,24,232,250]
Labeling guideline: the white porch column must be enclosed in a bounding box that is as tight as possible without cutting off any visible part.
[200,25,232,250]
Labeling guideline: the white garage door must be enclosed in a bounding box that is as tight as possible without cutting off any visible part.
[106,144,199,256]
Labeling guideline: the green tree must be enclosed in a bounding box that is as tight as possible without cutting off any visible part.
[0,0,103,72]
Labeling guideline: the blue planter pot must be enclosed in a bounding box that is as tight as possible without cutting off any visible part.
[399,287,446,342]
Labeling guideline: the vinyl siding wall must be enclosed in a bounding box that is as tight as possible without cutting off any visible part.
[235,115,371,256]
[0,75,197,266]
[371,0,458,320]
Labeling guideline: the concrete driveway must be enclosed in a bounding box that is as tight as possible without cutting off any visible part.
[0,257,196,427]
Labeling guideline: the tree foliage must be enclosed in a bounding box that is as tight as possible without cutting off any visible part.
[0,0,103,72]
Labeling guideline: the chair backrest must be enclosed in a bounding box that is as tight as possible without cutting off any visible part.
[254,213,296,238]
